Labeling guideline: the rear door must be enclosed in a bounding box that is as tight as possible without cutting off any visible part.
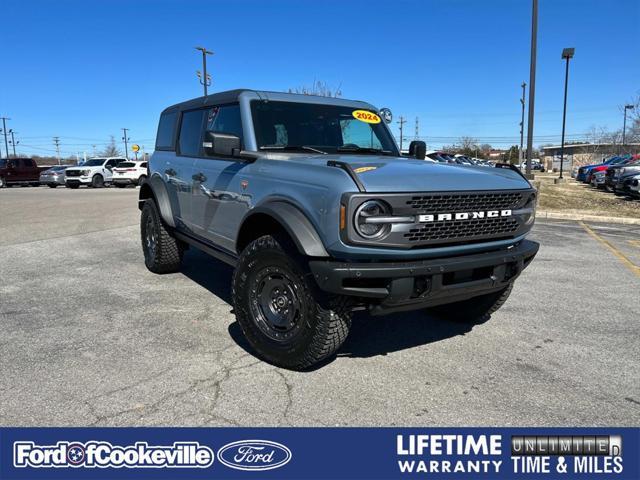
[191,104,249,252]
[171,108,207,230]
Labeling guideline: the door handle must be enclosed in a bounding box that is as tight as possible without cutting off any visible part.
[164,168,177,177]
[192,172,207,182]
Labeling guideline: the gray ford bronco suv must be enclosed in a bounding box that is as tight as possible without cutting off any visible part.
[140,89,539,369]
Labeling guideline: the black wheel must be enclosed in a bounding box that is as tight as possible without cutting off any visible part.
[140,199,183,273]
[66,183,79,189]
[91,174,104,188]
[0,177,5,188]
[428,283,513,323]
[114,183,126,188]
[137,175,147,186]
[232,234,351,370]
[48,184,57,188]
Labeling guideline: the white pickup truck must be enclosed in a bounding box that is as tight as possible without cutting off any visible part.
[64,157,125,188]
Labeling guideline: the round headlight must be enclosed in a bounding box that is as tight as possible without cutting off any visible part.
[354,200,391,239]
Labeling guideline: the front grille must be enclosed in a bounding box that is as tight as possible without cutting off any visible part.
[406,192,524,213]
[65,170,81,177]
[404,216,520,243]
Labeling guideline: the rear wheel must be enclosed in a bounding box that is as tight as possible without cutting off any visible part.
[428,283,513,323]
[91,174,104,188]
[137,175,147,186]
[232,234,351,370]
[140,199,183,273]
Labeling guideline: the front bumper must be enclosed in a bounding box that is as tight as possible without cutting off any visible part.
[65,177,92,185]
[309,239,539,315]
[39,175,65,185]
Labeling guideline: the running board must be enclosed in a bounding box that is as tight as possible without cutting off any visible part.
[174,231,238,267]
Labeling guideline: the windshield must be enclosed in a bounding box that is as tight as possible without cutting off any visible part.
[83,159,106,166]
[251,101,399,156]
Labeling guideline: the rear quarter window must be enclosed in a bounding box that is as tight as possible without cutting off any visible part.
[156,111,178,150]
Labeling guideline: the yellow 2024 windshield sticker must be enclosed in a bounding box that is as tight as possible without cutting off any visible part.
[352,110,381,124]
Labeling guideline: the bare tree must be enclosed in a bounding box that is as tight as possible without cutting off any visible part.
[101,136,121,157]
[288,80,343,98]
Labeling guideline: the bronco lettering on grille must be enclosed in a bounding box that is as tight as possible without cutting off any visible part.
[418,210,512,223]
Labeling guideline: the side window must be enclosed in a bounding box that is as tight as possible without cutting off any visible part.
[141,162,148,168]
[178,109,206,157]
[106,160,117,168]
[22,159,35,168]
[156,111,178,150]
[206,105,243,144]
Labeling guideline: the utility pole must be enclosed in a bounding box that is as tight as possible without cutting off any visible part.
[53,137,61,164]
[121,128,130,160]
[525,0,538,178]
[623,104,635,148]
[519,82,526,165]
[9,130,18,157]
[1,117,10,159]
[414,117,419,140]
[195,46,213,96]
[397,116,406,152]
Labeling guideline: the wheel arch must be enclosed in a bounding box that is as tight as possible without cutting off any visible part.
[138,175,175,227]
[236,201,329,257]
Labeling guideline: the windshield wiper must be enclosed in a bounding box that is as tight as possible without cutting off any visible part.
[259,145,327,155]
[336,146,394,156]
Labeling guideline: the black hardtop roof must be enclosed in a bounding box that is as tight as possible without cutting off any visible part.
[161,89,372,114]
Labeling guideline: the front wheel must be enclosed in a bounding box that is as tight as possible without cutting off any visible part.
[427,283,513,323]
[91,174,104,188]
[232,234,351,370]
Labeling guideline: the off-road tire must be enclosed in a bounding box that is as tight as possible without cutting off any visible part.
[428,282,514,323]
[91,174,104,188]
[137,175,147,186]
[232,234,351,370]
[67,183,79,189]
[140,199,183,273]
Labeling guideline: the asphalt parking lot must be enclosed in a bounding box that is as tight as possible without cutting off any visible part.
[1,187,638,427]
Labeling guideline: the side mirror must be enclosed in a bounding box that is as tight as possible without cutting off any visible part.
[203,131,241,157]
[409,141,427,160]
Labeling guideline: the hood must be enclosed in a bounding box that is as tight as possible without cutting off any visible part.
[274,154,531,192]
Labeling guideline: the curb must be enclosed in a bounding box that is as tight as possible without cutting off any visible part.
[536,210,640,225]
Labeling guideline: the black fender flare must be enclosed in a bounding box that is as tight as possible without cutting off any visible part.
[241,201,329,257]
[138,174,175,228]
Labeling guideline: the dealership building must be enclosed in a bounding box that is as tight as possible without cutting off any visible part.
[540,143,640,171]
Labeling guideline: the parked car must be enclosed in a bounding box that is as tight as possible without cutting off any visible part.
[112,160,148,187]
[604,156,639,192]
[39,165,68,188]
[628,174,640,198]
[426,151,456,164]
[139,89,539,370]
[612,161,640,195]
[64,157,125,188]
[577,156,627,182]
[0,158,50,188]
[590,169,607,189]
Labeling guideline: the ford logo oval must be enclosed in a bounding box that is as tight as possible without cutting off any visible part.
[217,440,292,471]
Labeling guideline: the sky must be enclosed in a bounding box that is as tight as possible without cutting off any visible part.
[1,0,639,158]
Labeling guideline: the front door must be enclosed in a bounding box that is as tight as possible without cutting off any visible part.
[191,104,250,252]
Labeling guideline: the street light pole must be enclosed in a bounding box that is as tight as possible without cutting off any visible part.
[559,47,575,180]
[525,0,538,178]
[622,104,634,148]
[519,82,526,165]
[195,46,213,96]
